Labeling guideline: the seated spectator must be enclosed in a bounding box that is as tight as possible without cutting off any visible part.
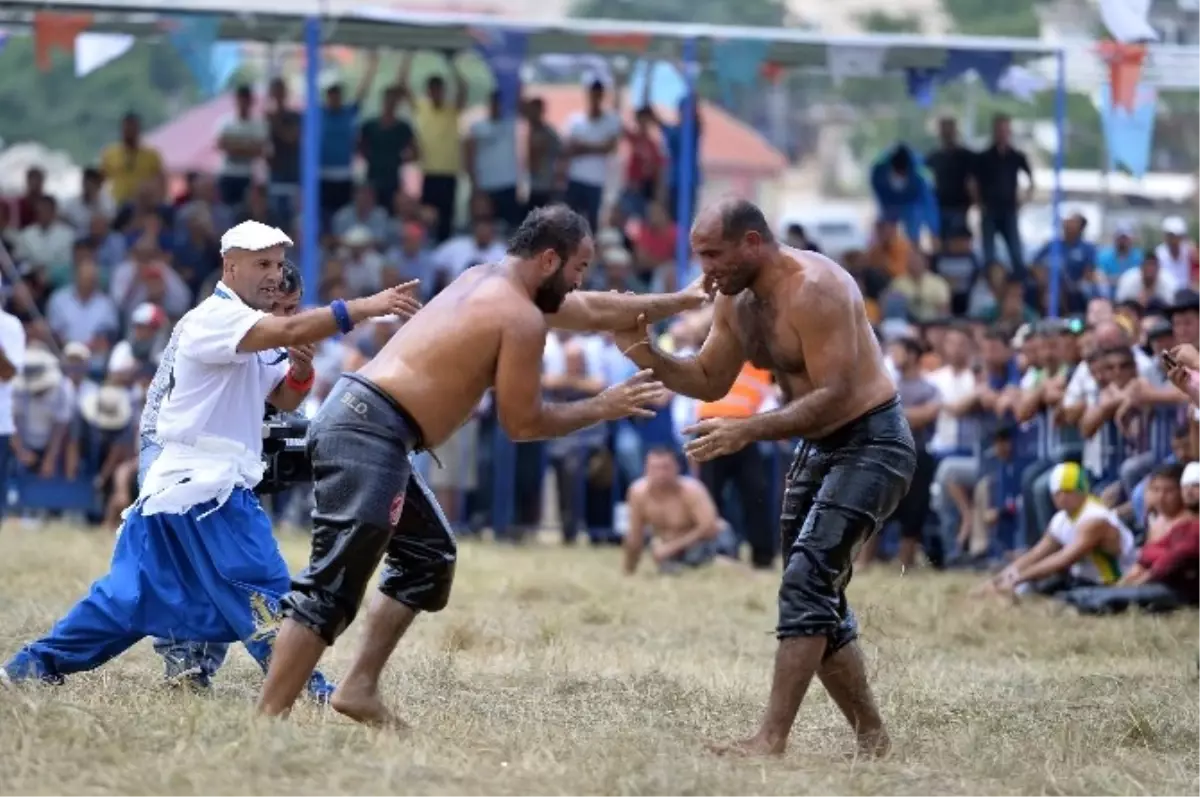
[973,463,1136,597]
[623,446,737,575]
[15,166,46,229]
[79,213,128,276]
[783,223,823,254]
[61,167,115,232]
[1030,212,1097,312]
[16,196,75,287]
[630,202,678,280]
[1115,249,1179,310]
[111,302,168,374]
[1156,216,1198,288]
[885,252,951,322]
[110,239,192,322]
[932,231,981,316]
[864,218,919,280]
[115,179,176,246]
[12,346,74,481]
[235,183,276,228]
[170,174,227,241]
[332,183,390,243]
[430,216,505,295]
[77,382,135,508]
[341,315,402,373]
[619,107,665,220]
[386,221,438,293]
[972,425,1023,557]
[173,204,222,295]
[46,245,120,349]
[340,225,386,297]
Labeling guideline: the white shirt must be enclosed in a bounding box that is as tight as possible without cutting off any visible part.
[46,287,120,345]
[154,281,286,458]
[61,194,116,231]
[1046,498,1136,585]
[468,117,519,191]
[1155,240,1195,287]
[564,111,622,187]
[16,379,74,450]
[218,114,268,177]
[432,236,506,280]
[1063,347,1158,475]
[16,222,76,269]
[1114,265,1180,305]
[0,312,26,436]
[926,365,976,453]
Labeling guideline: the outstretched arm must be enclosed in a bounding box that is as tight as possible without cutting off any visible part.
[1013,520,1108,585]
[737,276,858,442]
[615,296,744,402]
[546,282,706,332]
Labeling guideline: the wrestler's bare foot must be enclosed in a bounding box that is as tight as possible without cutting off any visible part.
[855,729,892,759]
[330,684,409,731]
[706,734,786,757]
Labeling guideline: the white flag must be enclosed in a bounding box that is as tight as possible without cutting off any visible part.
[74,32,134,78]
[826,45,887,85]
[1098,0,1159,43]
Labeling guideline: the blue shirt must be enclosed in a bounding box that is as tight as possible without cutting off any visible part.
[1033,238,1097,283]
[320,103,360,172]
[1095,245,1143,279]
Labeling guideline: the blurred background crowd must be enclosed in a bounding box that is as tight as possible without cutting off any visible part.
[0,0,1197,615]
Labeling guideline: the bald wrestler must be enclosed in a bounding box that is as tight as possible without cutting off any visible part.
[623,446,737,575]
[258,205,706,726]
[613,198,916,758]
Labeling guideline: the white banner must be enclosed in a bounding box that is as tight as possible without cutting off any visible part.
[825,45,887,85]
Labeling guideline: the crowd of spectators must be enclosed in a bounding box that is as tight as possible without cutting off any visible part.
[0,58,1194,614]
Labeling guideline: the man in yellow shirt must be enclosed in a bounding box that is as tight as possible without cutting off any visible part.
[400,51,467,244]
[100,113,163,206]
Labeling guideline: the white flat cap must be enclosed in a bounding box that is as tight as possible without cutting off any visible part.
[1162,216,1188,236]
[220,221,293,255]
[1182,462,1200,488]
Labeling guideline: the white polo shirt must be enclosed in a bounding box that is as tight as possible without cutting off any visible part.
[0,313,26,436]
[153,281,286,458]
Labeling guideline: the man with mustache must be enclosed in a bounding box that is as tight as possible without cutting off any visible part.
[258,204,705,727]
[613,198,915,759]
[2,221,419,686]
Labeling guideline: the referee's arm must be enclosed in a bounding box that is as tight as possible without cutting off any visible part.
[236,282,419,353]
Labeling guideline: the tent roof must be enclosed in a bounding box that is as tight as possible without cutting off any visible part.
[0,0,1061,70]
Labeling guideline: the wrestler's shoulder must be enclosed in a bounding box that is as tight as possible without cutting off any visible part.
[788,249,857,301]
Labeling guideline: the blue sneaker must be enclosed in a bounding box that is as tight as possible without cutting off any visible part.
[2,654,65,685]
[164,665,213,693]
[306,671,336,704]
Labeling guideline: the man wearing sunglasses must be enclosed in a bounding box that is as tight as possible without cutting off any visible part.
[3,221,420,688]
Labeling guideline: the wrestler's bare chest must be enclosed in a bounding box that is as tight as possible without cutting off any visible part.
[732,292,805,374]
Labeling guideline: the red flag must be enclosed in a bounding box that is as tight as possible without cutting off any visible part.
[587,33,650,53]
[34,12,93,71]
[760,62,783,84]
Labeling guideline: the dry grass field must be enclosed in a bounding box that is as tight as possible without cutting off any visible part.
[0,525,1197,795]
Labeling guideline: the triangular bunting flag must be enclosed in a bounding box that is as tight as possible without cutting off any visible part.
[34,12,93,71]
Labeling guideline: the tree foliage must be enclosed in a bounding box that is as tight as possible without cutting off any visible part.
[0,37,196,164]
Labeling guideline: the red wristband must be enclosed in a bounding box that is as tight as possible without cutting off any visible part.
[285,368,314,392]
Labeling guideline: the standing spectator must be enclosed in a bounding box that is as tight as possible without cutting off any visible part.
[358,84,417,214]
[783,223,823,254]
[925,117,976,239]
[61,168,115,232]
[974,114,1033,279]
[46,245,120,348]
[523,97,562,212]
[1096,223,1143,286]
[173,205,222,296]
[404,51,468,244]
[215,85,267,208]
[1156,216,1198,288]
[563,76,622,233]
[630,202,678,280]
[465,90,521,231]
[869,143,940,246]
[652,95,703,225]
[693,364,775,569]
[99,112,163,207]
[620,107,666,219]
[16,196,75,286]
[0,294,25,524]
[1168,289,1199,352]
[1115,250,1179,308]
[265,77,302,224]
[318,54,379,228]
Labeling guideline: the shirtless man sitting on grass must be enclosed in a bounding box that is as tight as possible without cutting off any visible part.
[623,446,737,574]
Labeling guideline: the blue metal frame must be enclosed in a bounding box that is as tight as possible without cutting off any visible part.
[1047,47,1067,318]
[674,37,699,287]
[300,16,323,308]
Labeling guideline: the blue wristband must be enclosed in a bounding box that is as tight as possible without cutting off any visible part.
[330,299,354,335]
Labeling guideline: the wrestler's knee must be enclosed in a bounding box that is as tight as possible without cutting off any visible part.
[776,547,841,639]
[378,533,458,613]
[822,609,859,661]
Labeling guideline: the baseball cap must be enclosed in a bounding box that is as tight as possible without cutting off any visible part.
[1048,462,1089,494]
[220,220,293,256]
[1162,216,1188,236]
[62,341,91,360]
[131,302,166,328]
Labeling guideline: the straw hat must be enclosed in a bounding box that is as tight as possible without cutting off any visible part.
[15,347,63,394]
[79,385,133,432]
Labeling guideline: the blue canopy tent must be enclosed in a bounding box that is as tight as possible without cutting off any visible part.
[0,0,1069,312]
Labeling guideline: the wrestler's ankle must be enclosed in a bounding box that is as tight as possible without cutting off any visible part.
[855,727,891,758]
[752,727,789,753]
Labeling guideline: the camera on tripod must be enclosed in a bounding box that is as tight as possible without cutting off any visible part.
[258,416,312,495]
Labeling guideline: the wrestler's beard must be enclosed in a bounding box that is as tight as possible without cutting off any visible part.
[534,266,571,313]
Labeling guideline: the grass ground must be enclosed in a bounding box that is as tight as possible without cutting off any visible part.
[0,525,1197,795]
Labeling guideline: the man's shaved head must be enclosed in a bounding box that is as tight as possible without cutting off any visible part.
[690,198,775,295]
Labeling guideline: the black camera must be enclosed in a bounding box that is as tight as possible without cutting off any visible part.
[258,416,313,496]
